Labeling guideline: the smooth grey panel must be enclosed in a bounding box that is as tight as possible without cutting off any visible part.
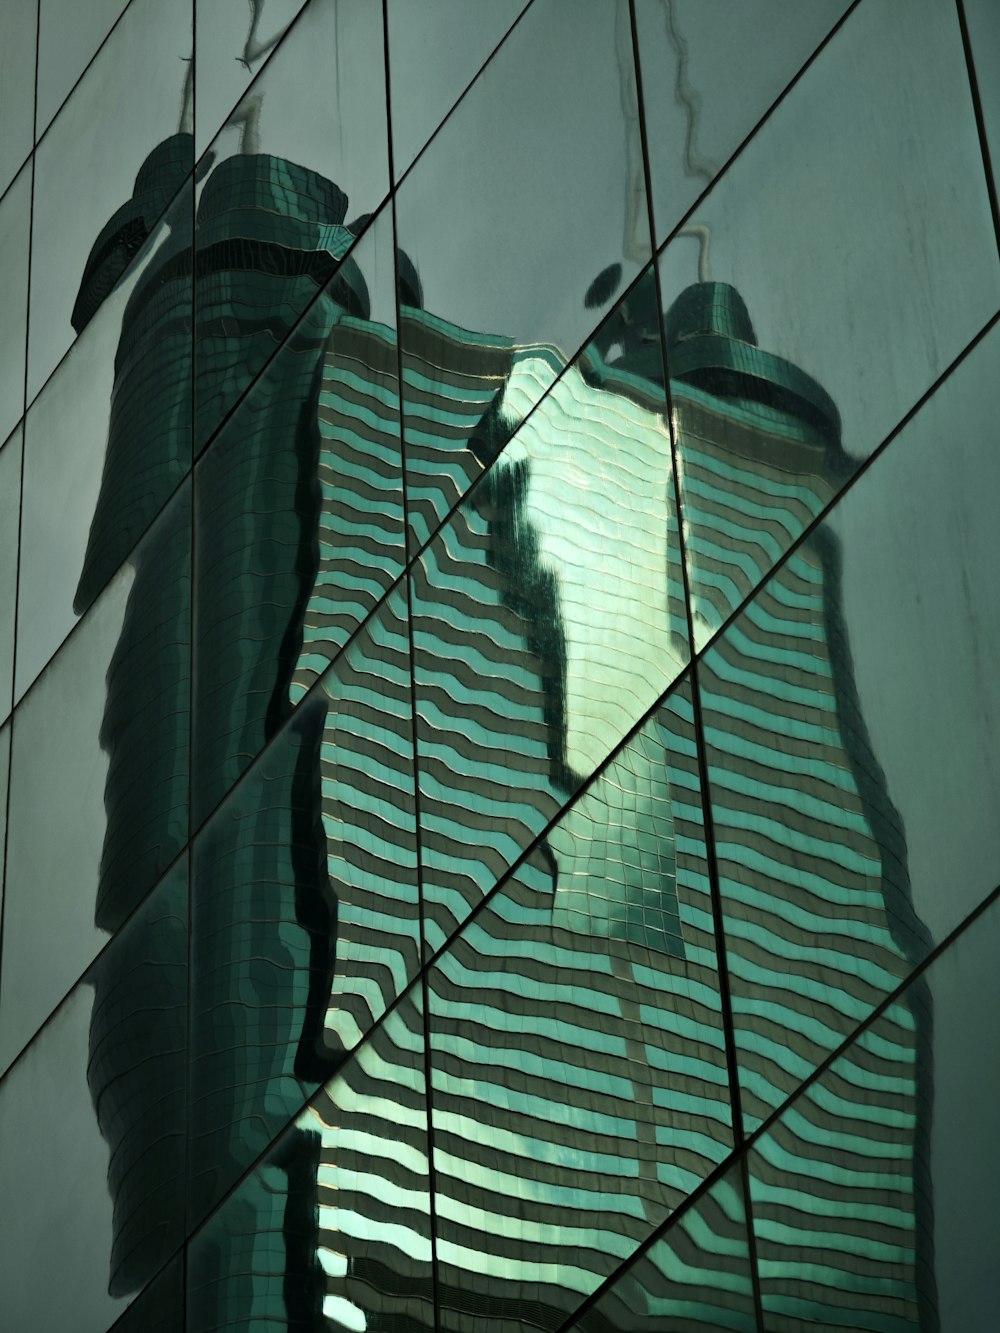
[1,483,190,1073]
[2,572,132,1073]
[27,0,192,401]
[198,0,387,215]
[964,0,1000,187]
[0,428,21,722]
[387,0,528,178]
[0,864,186,1331]
[35,0,131,137]
[0,162,30,446]
[0,721,9,924]
[659,0,999,482]
[17,185,191,701]
[928,900,1000,1331]
[0,0,36,196]
[829,323,1000,947]
[635,0,849,244]
[0,986,129,1331]
[194,0,304,155]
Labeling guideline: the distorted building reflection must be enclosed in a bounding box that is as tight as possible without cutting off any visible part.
[74,122,936,1331]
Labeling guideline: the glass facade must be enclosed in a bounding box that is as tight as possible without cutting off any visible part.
[0,1,998,1329]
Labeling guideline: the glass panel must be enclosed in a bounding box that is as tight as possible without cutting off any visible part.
[0,162,30,446]
[698,321,1000,1131]
[396,0,653,550]
[188,993,433,1332]
[749,894,1000,1332]
[964,0,1000,180]
[660,0,1000,645]
[192,208,402,820]
[292,207,403,696]
[191,588,418,1222]
[0,864,186,1332]
[28,0,194,401]
[430,680,733,1331]
[413,263,688,948]
[16,183,192,700]
[0,427,21,722]
[109,1257,184,1333]
[386,0,529,178]
[35,0,131,138]
[571,1164,757,1333]
[195,0,304,157]
[194,0,389,453]
[0,0,36,196]
[635,0,849,245]
[0,721,9,919]
[0,483,190,1072]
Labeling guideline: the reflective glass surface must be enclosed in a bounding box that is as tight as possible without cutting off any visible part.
[110,1257,185,1333]
[1,483,190,1072]
[0,428,21,722]
[28,0,194,402]
[430,679,732,1330]
[188,993,433,1332]
[194,0,388,452]
[396,0,654,549]
[192,207,402,821]
[386,0,529,179]
[699,320,1000,1130]
[964,0,1000,177]
[635,0,849,245]
[35,0,131,138]
[0,0,36,196]
[413,264,688,948]
[17,183,192,699]
[195,0,304,157]
[0,163,30,446]
[661,0,1000,646]
[0,721,9,917]
[0,862,186,1332]
[190,585,417,1223]
[1,1,998,1323]
[570,1164,757,1333]
[749,894,1000,1332]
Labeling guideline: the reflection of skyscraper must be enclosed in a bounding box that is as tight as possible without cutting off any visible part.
[76,145,936,1333]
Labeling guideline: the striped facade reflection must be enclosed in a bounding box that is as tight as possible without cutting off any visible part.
[430,683,733,1332]
[69,131,935,1331]
[672,285,935,1327]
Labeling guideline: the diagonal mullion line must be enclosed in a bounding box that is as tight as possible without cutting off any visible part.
[1,279,995,1105]
[0,0,133,217]
[383,0,442,1325]
[1,0,994,1298]
[11,0,535,438]
[627,0,750,1165]
[167,294,1000,1269]
[27,295,999,1333]
[3,0,542,715]
[955,0,1000,261]
[14,0,308,426]
[6,0,856,710]
[551,871,1000,1333]
[631,0,765,1326]
[0,0,40,1069]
